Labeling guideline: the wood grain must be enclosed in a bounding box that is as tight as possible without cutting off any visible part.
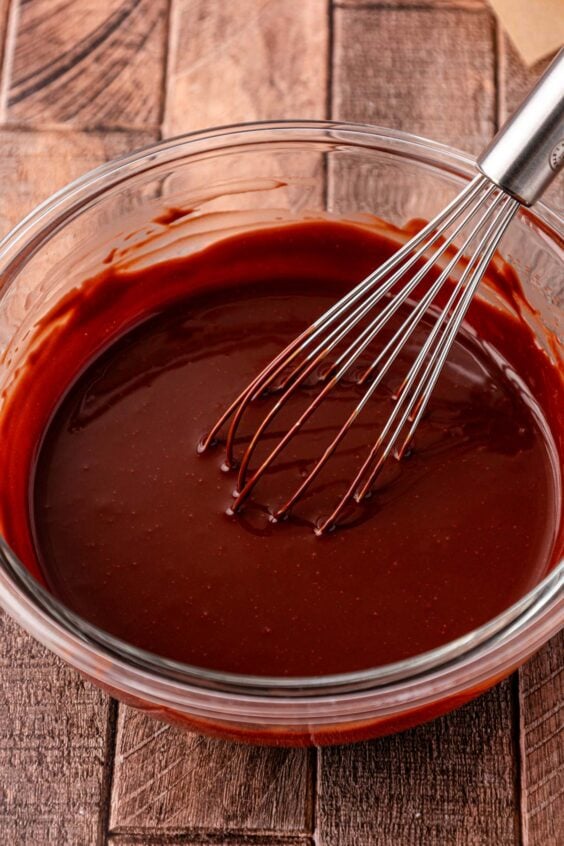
[5,0,168,129]
[0,128,155,234]
[0,612,111,845]
[318,685,519,846]
[497,32,564,845]
[322,5,525,845]
[0,127,155,846]
[110,707,312,835]
[0,2,561,845]
[111,6,326,837]
[332,3,496,154]
[519,632,564,846]
[164,0,328,136]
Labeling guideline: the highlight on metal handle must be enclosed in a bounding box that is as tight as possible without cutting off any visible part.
[478,48,564,206]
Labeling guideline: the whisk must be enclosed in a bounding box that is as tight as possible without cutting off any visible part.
[201,50,564,534]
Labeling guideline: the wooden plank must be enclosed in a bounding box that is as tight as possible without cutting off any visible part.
[109,5,327,838]
[0,128,155,233]
[498,35,564,845]
[109,707,312,835]
[163,0,328,136]
[0,612,112,845]
[0,128,155,846]
[322,5,522,845]
[519,632,564,846]
[332,4,496,154]
[318,685,519,846]
[5,0,168,130]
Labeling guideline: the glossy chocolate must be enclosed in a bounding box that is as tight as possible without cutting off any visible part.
[1,221,562,677]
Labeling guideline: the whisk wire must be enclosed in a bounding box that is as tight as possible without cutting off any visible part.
[203,176,523,533]
[234,178,495,492]
[390,198,520,463]
[273,192,516,523]
[201,176,488,459]
[326,195,519,531]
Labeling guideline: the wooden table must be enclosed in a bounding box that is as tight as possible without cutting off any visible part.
[0,2,562,844]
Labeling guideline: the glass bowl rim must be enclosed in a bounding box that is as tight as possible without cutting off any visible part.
[0,119,562,701]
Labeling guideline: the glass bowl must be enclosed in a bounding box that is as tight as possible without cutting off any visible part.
[0,121,562,747]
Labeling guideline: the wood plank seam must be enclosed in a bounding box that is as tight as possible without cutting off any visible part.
[518,637,564,846]
[0,120,161,134]
[310,747,320,845]
[497,37,524,846]
[158,0,174,135]
[109,826,316,840]
[326,0,334,121]
[160,0,180,140]
[99,699,119,846]
[0,0,18,122]
[108,835,315,845]
[316,8,332,843]
[493,14,502,135]
[333,2,488,11]
[512,673,525,846]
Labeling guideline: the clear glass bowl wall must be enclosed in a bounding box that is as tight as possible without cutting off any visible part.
[0,122,562,746]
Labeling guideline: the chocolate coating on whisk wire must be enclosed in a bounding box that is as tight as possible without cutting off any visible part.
[202,176,520,532]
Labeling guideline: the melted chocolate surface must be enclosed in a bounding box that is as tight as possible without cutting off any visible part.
[1,221,561,676]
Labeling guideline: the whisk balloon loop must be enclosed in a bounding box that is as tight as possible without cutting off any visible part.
[232,183,518,531]
[278,195,520,531]
[200,174,488,460]
[201,49,564,533]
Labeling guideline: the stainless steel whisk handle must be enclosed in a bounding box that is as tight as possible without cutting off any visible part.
[478,48,564,206]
